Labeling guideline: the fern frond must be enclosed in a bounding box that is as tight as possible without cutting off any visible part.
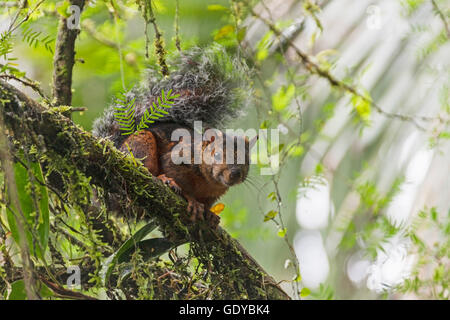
[136,89,179,131]
[114,93,136,135]
[135,89,178,132]
[113,88,178,135]
[21,24,54,54]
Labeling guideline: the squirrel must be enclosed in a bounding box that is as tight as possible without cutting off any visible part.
[92,45,256,228]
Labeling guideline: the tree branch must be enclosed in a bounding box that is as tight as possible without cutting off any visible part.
[52,0,86,106]
[0,80,291,300]
[247,4,449,131]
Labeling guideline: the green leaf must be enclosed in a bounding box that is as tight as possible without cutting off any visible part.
[272,84,296,111]
[293,274,302,282]
[101,221,159,285]
[267,192,277,202]
[237,27,247,42]
[56,0,71,18]
[256,48,268,61]
[6,280,27,300]
[214,25,235,41]
[5,280,54,300]
[277,228,287,238]
[6,156,49,260]
[120,238,174,262]
[430,207,438,222]
[208,4,229,11]
[351,92,371,122]
[256,31,273,61]
[300,287,311,298]
[260,120,270,129]
[264,210,278,222]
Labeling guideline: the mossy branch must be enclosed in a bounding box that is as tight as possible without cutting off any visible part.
[0,80,291,300]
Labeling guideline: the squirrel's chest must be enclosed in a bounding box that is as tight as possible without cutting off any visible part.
[193,179,227,200]
[185,172,228,206]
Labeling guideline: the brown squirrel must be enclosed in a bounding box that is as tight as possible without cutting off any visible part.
[92,46,255,227]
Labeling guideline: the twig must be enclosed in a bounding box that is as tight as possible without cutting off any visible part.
[431,0,450,39]
[38,276,98,300]
[81,19,119,49]
[247,4,448,131]
[174,0,181,52]
[0,74,49,103]
[147,0,169,76]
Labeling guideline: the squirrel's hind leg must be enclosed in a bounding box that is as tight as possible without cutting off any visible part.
[120,130,159,175]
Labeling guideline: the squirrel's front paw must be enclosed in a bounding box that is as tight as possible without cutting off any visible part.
[157,174,182,195]
[186,199,220,228]
[187,198,205,222]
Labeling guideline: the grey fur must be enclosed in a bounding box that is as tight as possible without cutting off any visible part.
[92,45,252,147]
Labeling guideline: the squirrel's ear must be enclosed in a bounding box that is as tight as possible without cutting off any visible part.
[249,135,258,150]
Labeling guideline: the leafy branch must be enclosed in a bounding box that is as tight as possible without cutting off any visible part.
[137,0,169,76]
[431,0,450,39]
[246,2,449,131]
[21,24,54,54]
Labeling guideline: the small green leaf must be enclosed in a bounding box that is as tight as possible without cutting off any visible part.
[293,274,302,282]
[272,84,296,111]
[264,210,278,222]
[56,1,71,18]
[260,120,270,129]
[237,27,247,42]
[277,228,287,237]
[267,192,277,202]
[256,31,273,61]
[256,48,268,61]
[351,92,371,122]
[208,4,229,11]
[300,287,311,298]
[430,207,438,222]
[214,25,235,41]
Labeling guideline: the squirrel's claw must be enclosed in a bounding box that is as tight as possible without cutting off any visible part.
[188,200,220,228]
[157,174,182,195]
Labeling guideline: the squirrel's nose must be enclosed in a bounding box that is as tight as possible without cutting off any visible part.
[230,168,241,180]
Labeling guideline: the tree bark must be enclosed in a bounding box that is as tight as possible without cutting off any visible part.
[0,80,291,300]
[52,0,85,106]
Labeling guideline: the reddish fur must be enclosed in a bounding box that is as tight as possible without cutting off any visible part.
[119,125,237,227]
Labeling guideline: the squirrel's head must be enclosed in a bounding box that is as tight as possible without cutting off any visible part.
[201,130,258,187]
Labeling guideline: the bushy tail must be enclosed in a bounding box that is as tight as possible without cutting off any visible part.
[92,44,252,147]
